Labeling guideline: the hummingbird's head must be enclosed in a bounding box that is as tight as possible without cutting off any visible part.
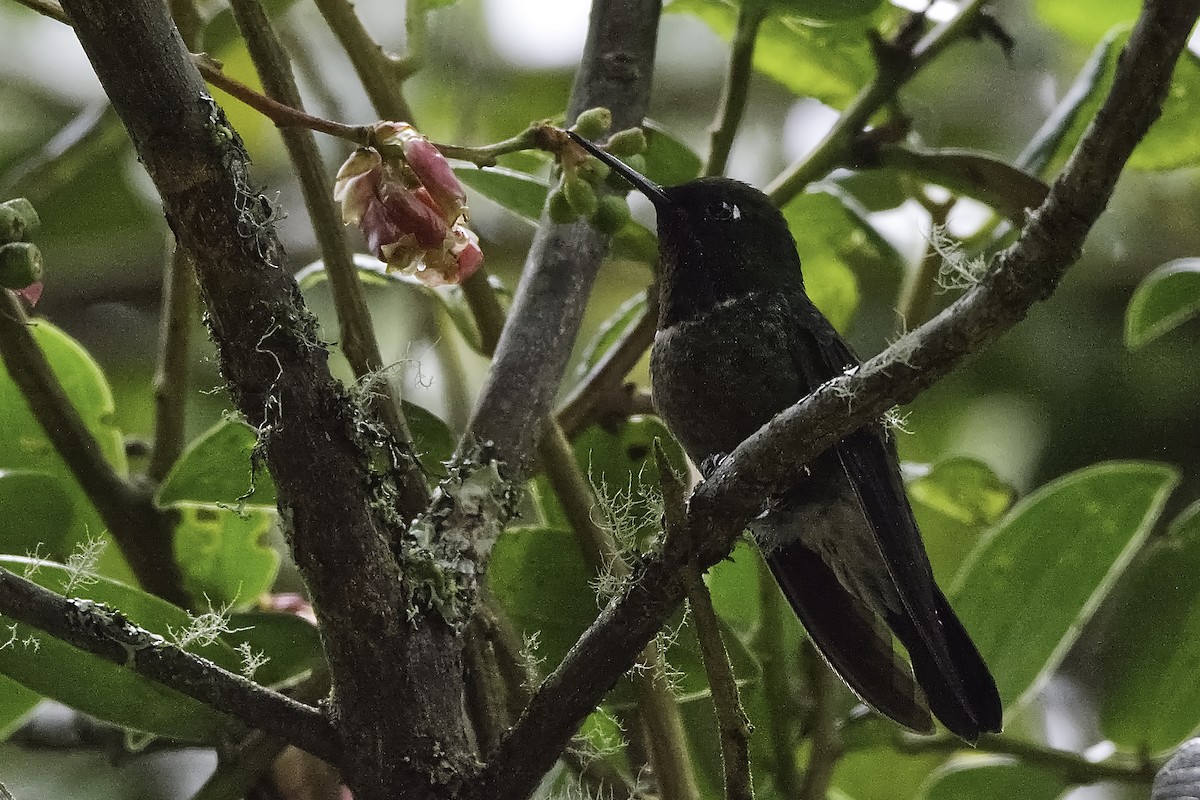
[566,130,805,325]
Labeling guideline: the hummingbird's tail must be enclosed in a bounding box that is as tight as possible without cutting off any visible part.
[767,543,1002,741]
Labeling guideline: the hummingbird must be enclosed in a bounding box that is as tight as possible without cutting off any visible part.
[567,130,1002,740]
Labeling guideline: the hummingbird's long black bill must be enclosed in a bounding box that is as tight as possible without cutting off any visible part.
[565,129,672,208]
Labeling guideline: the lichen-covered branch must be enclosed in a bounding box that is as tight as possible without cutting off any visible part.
[0,566,337,763]
[462,2,1200,797]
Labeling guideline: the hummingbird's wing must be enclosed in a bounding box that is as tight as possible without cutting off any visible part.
[779,293,1002,740]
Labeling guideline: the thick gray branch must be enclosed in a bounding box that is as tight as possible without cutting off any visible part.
[463,2,1200,797]
[459,0,662,480]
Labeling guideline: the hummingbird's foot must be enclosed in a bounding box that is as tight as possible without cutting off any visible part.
[699,452,729,479]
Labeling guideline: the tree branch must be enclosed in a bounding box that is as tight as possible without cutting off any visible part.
[705,0,767,177]
[0,566,337,763]
[0,290,188,606]
[458,0,663,483]
[147,241,196,483]
[462,2,1200,797]
[55,0,475,795]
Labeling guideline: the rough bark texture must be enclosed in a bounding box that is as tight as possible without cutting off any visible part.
[56,1,471,797]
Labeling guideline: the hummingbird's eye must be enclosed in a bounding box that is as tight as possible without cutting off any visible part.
[708,200,742,221]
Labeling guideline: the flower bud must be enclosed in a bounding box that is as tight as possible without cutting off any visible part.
[605,128,647,157]
[592,195,631,234]
[0,241,43,289]
[547,187,579,224]
[333,149,383,226]
[401,136,467,217]
[571,107,612,139]
[380,187,450,249]
[575,156,611,185]
[0,198,40,243]
[563,174,598,218]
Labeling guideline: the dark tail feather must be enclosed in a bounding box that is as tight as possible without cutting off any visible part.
[766,543,934,734]
[888,589,1003,741]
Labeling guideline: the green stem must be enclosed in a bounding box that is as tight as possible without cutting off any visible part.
[705,0,767,177]
[311,0,414,121]
[765,0,992,206]
[897,733,1162,785]
[753,552,800,797]
[797,641,844,800]
[229,0,431,513]
[147,242,196,483]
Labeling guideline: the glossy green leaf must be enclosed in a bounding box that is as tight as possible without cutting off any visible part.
[454,166,549,221]
[488,527,759,707]
[0,555,242,741]
[908,458,1016,584]
[770,0,882,20]
[833,744,946,800]
[1034,0,1139,45]
[173,504,279,608]
[950,461,1179,709]
[919,756,1068,800]
[0,470,75,560]
[909,458,1015,529]
[222,611,324,688]
[1101,501,1200,754]
[0,674,39,740]
[642,121,702,186]
[781,188,903,331]
[667,0,891,108]
[157,419,276,508]
[0,321,127,555]
[1125,258,1200,350]
[1025,30,1200,175]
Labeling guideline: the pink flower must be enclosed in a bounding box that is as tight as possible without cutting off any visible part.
[333,124,482,286]
[16,281,42,307]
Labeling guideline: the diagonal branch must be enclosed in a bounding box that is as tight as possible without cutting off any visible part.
[462,2,1200,797]
[0,566,338,763]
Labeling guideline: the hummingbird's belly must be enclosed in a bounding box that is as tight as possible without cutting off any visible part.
[650,295,807,463]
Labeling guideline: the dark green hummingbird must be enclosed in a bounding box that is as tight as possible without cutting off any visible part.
[567,130,1002,740]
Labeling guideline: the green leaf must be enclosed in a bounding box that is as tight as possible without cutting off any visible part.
[667,0,892,108]
[0,555,242,741]
[157,419,276,508]
[908,458,1016,583]
[642,121,702,186]
[0,674,39,740]
[173,504,279,609]
[0,320,129,565]
[770,0,883,20]
[1025,31,1200,175]
[0,470,75,560]
[918,756,1069,800]
[488,527,759,707]
[1125,258,1200,350]
[909,458,1015,529]
[1034,0,1139,45]
[1100,501,1200,754]
[454,166,549,221]
[833,745,947,800]
[222,611,325,688]
[950,461,1179,709]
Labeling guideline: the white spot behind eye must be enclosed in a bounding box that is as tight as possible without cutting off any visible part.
[730,203,741,220]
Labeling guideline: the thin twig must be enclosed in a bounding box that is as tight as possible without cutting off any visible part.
[0,291,188,606]
[896,733,1161,785]
[147,242,196,483]
[797,642,843,800]
[705,0,767,177]
[229,0,431,513]
[461,3,1200,796]
[0,566,338,763]
[753,554,800,798]
[311,0,414,121]
[765,0,992,205]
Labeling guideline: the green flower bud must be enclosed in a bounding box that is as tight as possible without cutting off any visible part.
[575,155,611,185]
[606,128,647,157]
[0,198,41,243]
[563,174,598,218]
[604,154,649,191]
[547,187,579,224]
[0,242,44,289]
[592,195,631,234]
[570,107,612,140]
